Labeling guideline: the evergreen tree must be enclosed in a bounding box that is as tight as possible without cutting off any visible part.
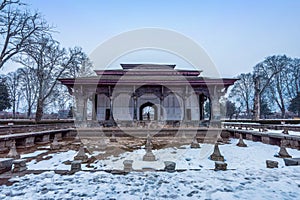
[260,101,272,119]
[0,81,11,111]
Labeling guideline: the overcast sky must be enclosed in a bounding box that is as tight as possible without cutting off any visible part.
[1,0,300,77]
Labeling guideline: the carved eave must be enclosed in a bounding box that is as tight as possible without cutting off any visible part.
[59,77,238,88]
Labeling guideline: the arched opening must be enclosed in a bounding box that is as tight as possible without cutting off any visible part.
[139,102,157,121]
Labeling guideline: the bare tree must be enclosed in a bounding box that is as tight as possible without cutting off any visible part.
[0,0,51,69]
[285,58,300,97]
[3,70,21,117]
[18,67,38,118]
[229,73,254,118]
[16,35,90,121]
[252,55,288,120]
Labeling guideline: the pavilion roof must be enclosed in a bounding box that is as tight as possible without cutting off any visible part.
[59,63,238,88]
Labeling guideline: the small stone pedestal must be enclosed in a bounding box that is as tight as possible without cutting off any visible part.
[275,147,292,158]
[209,144,224,162]
[236,134,247,147]
[190,137,200,148]
[98,134,107,150]
[143,134,156,161]
[214,161,227,171]
[71,160,81,172]
[123,160,133,172]
[74,134,81,142]
[6,140,20,159]
[74,146,88,162]
[164,161,176,172]
[282,127,289,134]
[143,151,156,161]
[12,159,27,172]
[0,158,13,173]
[110,132,117,143]
[266,160,278,168]
[50,135,61,150]
[217,136,224,143]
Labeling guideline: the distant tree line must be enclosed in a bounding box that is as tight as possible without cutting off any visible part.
[228,55,300,119]
[0,0,94,121]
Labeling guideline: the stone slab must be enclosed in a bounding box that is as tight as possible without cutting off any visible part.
[0,158,13,173]
[283,158,300,166]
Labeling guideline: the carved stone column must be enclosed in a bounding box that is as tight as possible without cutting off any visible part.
[182,95,187,121]
[210,86,222,127]
[160,95,164,121]
[92,94,97,121]
[199,94,206,120]
[109,96,114,120]
[83,96,88,121]
[133,95,137,121]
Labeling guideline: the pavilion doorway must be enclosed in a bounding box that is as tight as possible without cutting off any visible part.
[139,102,157,121]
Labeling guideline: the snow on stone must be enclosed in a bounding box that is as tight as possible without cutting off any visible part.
[26,150,76,170]
[20,150,48,159]
[267,129,300,136]
[1,139,300,199]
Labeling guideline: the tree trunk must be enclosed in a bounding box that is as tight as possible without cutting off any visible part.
[253,77,260,120]
[35,98,44,122]
[246,102,250,118]
[27,106,31,118]
[281,107,286,119]
[12,98,16,118]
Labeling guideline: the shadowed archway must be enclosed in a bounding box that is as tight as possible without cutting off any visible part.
[139,102,158,121]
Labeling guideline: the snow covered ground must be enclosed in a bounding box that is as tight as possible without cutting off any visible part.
[267,129,300,136]
[1,139,300,199]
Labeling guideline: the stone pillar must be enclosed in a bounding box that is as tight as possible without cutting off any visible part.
[83,97,88,121]
[199,94,205,120]
[133,95,137,121]
[210,86,221,121]
[75,95,84,121]
[160,96,164,121]
[109,96,114,120]
[182,95,187,121]
[92,94,97,121]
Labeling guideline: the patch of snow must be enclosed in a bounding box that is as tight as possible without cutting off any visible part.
[1,167,300,199]
[2,139,300,199]
[21,150,48,159]
[27,150,76,170]
[267,129,300,136]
